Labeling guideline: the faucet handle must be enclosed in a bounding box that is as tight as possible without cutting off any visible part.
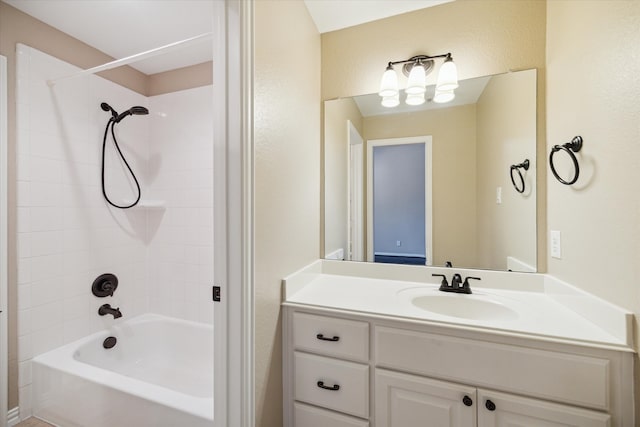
[461,276,481,294]
[431,274,449,290]
[463,276,481,286]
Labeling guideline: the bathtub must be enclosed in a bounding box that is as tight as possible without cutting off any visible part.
[32,313,213,427]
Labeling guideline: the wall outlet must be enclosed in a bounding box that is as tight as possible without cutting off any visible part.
[550,230,562,259]
[396,240,401,247]
[496,187,502,204]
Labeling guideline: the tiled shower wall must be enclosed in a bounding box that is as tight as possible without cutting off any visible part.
[15,44,213,417]
[147,86,214,323]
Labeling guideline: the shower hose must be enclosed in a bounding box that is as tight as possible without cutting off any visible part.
[101,118,141,209]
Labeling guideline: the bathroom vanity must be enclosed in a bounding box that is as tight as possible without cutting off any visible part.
[282,260,635,426]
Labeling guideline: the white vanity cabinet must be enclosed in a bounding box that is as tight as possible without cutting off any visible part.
[286,311,371,425]
[375,369,477,426]
[282,306,634,427]
[476,390,610,427]
[375,369,610,427]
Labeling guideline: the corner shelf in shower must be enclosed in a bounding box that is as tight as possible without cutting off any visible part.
[127,200,167,209]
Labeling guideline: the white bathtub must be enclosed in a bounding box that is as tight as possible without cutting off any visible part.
[32,313,213,427]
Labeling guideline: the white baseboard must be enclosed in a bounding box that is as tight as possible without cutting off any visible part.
[7,407,20,426]
[374,251,425,258]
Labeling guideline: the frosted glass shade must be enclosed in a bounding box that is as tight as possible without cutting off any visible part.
[405,93,425,106]
[433,89,455,104]
[379,67,399,97]
[381,93,400,108]
[405,63,427,95]
[436,59,459,91]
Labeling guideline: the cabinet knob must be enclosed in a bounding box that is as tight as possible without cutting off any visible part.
[485,399,496,411]
[462,395,473,406]
[317,381,340,391]
[316,333,340,342]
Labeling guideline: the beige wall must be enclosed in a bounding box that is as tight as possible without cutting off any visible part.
[363,105,477,267]
[321,0,547,271]
[254,0,321,425]
[476,70,537,270]
[545,0,640,412]
[324,98,363,258]
[147,61,213,96]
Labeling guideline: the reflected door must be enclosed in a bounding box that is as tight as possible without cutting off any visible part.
[367,136,433,265]
[348,121,364,261]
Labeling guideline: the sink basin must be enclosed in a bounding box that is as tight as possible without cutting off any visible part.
[411,294,519,321]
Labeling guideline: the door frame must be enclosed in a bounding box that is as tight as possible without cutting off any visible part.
[366,136,433,264]
[347,120,364,261]
[213,1,254,426]
[1,54,8,427]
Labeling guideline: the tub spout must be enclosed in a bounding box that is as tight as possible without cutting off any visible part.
[98,304,122,319]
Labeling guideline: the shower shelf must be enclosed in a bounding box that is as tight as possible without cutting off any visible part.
[127,199,166,209]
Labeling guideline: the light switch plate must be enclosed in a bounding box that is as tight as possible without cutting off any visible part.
[496,187,502,204]
[550,230,562,259]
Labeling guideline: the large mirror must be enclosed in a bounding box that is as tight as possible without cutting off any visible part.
[324,69,537,272]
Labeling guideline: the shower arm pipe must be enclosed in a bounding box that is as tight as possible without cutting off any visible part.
[46,32,213,87]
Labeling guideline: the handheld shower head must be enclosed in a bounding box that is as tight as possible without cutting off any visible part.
[101,102,118,120]
[115,106,149,123]
[130,106,149,115]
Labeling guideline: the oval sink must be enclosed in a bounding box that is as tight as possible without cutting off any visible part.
[411,294,518,321]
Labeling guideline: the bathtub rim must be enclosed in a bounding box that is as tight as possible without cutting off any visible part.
[32,313,213,422]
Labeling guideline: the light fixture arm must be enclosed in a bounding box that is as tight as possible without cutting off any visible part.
[386,52,452,69]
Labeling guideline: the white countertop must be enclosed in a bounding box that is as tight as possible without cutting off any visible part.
[283,260,634,351]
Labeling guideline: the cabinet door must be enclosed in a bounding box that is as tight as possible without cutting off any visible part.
[477,390,611,427]
[375,369,476,427]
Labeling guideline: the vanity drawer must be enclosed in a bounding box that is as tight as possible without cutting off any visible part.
[294,402,369,427]
[293,312,369,362]
[294,352,369,418]
[374,326,611,411]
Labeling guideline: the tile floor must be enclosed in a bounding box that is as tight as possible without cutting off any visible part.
[15,418,54,427]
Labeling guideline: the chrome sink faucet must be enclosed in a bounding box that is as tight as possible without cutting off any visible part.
[432,273,481,294]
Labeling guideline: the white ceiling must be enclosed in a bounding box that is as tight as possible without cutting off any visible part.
[353,75,490,117]
[3,0,214,75]
[4,0,453,74]
[303,0,454,33]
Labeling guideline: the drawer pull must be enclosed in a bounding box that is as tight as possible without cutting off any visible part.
[317,381,340,391]
[316,333,340,342]
[485,399,496,411]
[462,395,473,406]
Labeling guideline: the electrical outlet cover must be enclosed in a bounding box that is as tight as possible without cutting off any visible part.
[550,230,562,259]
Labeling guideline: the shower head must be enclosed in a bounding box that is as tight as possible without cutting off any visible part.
[114,106,150,123]
[130,106,149,115]
[100,102,118,120]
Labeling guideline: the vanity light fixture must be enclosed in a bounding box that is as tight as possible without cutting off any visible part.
[433,89,455,104]
[381,93,400,108]
[406,93,426,106]
[378,53,458,108]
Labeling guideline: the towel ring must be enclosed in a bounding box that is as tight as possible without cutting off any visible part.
[510,159,529,194]
[549,136,583,185]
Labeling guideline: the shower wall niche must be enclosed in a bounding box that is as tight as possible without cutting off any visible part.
[15,44,213,418]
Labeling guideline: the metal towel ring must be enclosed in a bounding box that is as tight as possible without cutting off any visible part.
[510,159,530,194]
[549,136,583,185]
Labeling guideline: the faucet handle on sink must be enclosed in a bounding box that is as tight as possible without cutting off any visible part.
[461,276,481,294]
[432,274,450,291]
